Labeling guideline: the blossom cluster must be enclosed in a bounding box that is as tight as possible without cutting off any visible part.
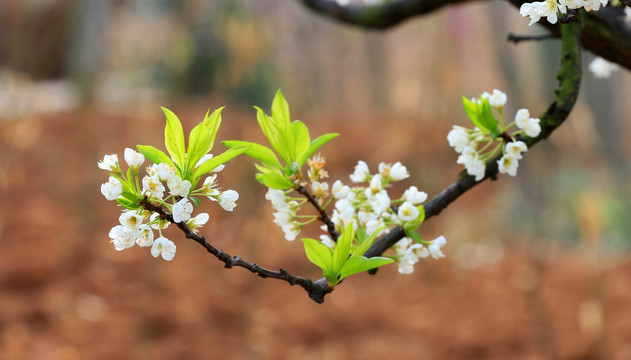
[266,157,447,275]
[98,148,239,260]
[588,57,620,79]
[448,89,539,181]
[519,0,609,25]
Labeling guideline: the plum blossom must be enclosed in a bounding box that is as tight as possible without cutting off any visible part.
[519,0,566,26]
[515,109,542,138]
[109,225,136,251]
[98,154,119,171]
[172,198,193,223]
[101,176,123,200]
[481,89,507,108]
[505,141,528,160]
[428,236,447,259]
[151,237,176,261]
[135,224,154,247]
[498,154,519,176]
[349,160,370,183]
[403,186,427,205]
[142,175,165,199]
[124,148,145,171]
[187,213,209,233]
[447,126,471,153]
[331,180,350,199]
[218,190,239,211]
[397,201,420,222]
[167,175,192,198]
[457,147,486,181]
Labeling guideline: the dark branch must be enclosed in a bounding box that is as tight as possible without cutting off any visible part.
[295,185,340,241]
[507,33,556,44]
[366,19,583,258]
[298,0,631,71]
[297,0,478,29]
[140,198,333,303]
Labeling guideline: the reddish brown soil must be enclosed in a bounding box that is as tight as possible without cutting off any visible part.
[1,107,630,360]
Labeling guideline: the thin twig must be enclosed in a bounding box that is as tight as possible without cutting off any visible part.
[507,33,555,44]
[295,185,340,241]
[140,198,333,303]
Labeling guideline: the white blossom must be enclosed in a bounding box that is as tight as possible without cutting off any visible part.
[403,186,428,205]
[135,224,154,247]
[119,211,144,230]
[520,0,566,26]
[457,147,486,181]
[389,162,410,181]
[428,236,447,259]
[365,218,386,237]
[124,148,145,171]
[218,190,239,211]
[149,213,170,230]
[311,181,329,198]
[505,141,528,160]
[98,154,119,171]
[365,175,384,199]
[187,213,209,233]
[561,0,607,11]
[109,225,135,251]
[588,57,619,79]
[349,160,370,183]
[156,163,176,182]
[142,175,165,199]
[273,209,293,226]
[447,126,471,153]
[202,175,220,198]
[101,176,123,200]
[167,176,192,198]
[282,222,301,241]
[398,201,420,222]
[369,191,391,214]
[331,180,350,199]
[515,109,541,138]
[481,89,507,108]
[172,198,193,223]
[498,153,520,176]
[151,237,176,261]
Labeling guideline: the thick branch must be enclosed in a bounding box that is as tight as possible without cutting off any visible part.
[297,0,631,71]
[297,0,478,29]
[366,19,582,258]
[140,199,332,303]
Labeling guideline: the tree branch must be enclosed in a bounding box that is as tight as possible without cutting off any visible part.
[295,184,340,241]
[140,198,333,303]
[297,0,631,71]
[297,0,478,29]
[366,19,582,258]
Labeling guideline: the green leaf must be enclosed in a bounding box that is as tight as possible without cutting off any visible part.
[189,196,201,207]
[186,122,212,173]
[194,146,250,179]
[352,227,384,257]
[202,106,224,153]
[162,107,186,167]
[301,238,333,272]
[271,89,290,132]
[478,99,499,136]
[332,224,354,274]
[298,133,339,166]
[289,120,310,162]
[255,172,294,189]
[462,96,484,131]
[117,197,138,210]
[136,145,175,167]
[407,232,421,243]
[339,256,394,282]
[222,140,282,170]
[255,106,291,164]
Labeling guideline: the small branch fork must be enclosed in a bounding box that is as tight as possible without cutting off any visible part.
[140,199,333,303]
[295,185,340,241]
[140,20,581,304]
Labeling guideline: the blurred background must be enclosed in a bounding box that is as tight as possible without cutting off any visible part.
[1,0,631,359]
